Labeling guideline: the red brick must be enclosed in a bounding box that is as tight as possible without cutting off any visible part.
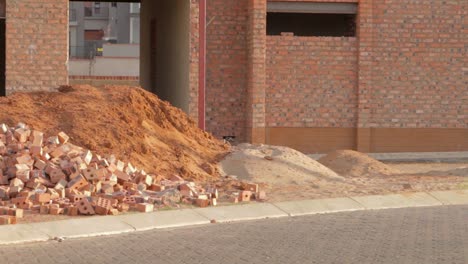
[238,191,252,202]
[35,193,51,204]
[135,203,154,213]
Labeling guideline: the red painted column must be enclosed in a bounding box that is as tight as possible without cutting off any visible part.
[198,0,206,130]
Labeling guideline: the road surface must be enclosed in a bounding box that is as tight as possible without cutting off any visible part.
[1,205,467,264]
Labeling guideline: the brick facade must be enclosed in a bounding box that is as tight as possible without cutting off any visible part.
[188,0,200,122]
[266,36,358,128]
[360,0,466,129]
[5,0,68,94]
[1,0,466,152]
[245,0,267,143]
[356,0,467,152]
[206,0,248,140]
[230,0,465,152]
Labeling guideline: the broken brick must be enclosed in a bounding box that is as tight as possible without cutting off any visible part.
[75,198,95,215]
[239,191,252,202]
[135,203,154,213]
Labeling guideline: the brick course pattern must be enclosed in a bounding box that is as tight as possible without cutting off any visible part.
[1,0,466,152]
[189,0,200,122]
[266,36,358,128]
[5,0,68,94]
[358,0,467,129]
[206,0,248,140]
[246,0,267,143]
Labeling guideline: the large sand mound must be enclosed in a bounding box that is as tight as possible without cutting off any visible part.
[0,85,228,181]
[219,144,344,185]
[318,150,400,177]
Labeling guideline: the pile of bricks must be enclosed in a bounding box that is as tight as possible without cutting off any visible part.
[0,123,265,225]
[0,122,214,223]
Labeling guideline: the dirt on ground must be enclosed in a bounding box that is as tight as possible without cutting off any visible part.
[220,145,468,202]
[317,150,400,177]
[0,85,229,182]
[219,143,344,184]
[393,163,468,177]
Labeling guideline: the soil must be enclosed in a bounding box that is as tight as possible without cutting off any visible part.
[0,85,229,182]
[219,143,344,185]
[220,146,468,202]
[317,150,400,177]
[392,163,468,177]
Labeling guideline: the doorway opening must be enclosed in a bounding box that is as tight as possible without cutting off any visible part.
[68,0,191,113]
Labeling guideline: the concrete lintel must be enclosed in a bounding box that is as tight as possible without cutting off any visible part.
[267,2,358,14]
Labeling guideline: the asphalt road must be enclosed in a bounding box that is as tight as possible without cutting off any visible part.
[0,205,467,264]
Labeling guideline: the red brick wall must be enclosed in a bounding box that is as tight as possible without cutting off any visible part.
[5,0,68,94]
[266,36,358,127]
[358,0,467,129]
[205,0,248,140]
[3,0,466,152]
[188,0,200,122]
[246,0,267,143]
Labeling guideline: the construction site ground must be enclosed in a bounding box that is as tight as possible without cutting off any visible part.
[219,145,468,202]
[0,85,466,225]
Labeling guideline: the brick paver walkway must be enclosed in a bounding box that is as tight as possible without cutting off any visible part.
[1,205,467,264]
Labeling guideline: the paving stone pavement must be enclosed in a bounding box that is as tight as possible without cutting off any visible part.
[0,205,467,264]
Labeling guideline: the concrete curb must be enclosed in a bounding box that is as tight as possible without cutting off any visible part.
[273,197,364,216]
[118,209,211,231]
[30,216,136,240]
[192,203,288,223]
[1,190,467,245]
[349,192,442,210]
[428,190,468,205]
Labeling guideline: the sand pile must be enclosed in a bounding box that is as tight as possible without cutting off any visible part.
[318,150,400,177]
[0,85,228,181]
[219,144,344,185]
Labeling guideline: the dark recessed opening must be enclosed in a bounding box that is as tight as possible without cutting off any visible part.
[267,13,356,37]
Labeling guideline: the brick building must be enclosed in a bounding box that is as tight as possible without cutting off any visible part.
[0,0,466,153]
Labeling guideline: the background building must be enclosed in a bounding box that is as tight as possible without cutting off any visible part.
[69,1,140,59]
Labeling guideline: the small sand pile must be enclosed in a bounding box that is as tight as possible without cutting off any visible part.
[219,144,344,185]
[318,150,400,177]
[0,85,228,181]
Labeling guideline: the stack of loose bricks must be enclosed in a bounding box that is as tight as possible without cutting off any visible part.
[0,123,265,225]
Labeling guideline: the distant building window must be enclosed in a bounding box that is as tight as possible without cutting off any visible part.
[93,2,101,14]
[267,2,357,37]
[0,0,5,18]
[111,2,117,8]
[84,6,92,17]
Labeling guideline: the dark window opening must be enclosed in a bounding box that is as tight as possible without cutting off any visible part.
[267,13,356,37]
[84,6,92,16]
[94,2,101,14]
